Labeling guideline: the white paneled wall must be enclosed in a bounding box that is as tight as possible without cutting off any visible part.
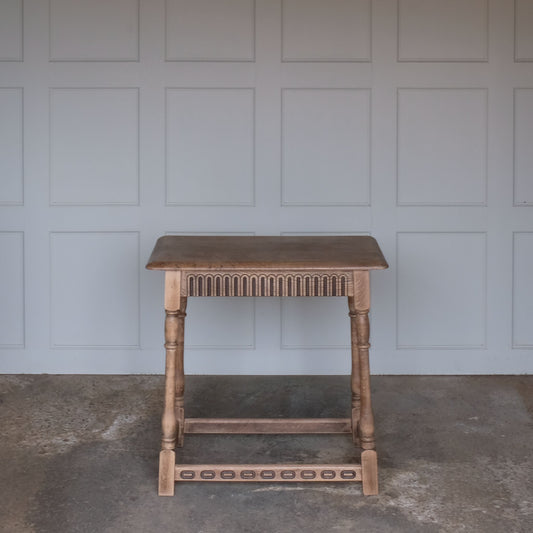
[50,88,140,205]
[49,0,140,61]
[515,89,533,204]
[0,0,23,61]
[282,89,371,206]
[0,232,24,347]
[166,88,255,205]
[398,0,488,61]
[516,0,533,61]
[281,0,371,61]
[513,232,533,348]
[166,0,255,61]
[0,88,23,204]
[0,0,532,374]
[397,89,488,205]
[49,232,140,348]
[397,232,487,349]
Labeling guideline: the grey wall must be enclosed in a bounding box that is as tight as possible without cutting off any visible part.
[1,0,533,374]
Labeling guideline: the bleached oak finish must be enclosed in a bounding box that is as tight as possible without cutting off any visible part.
[186,271,351,297]
[147,236,388,271]
[184,417,352,434]
[147,235,388,496]
[159,272,186,496]
[353,271,379,495]
[348,295,361,445]
[175,464,362,482]
[361,449,378,496]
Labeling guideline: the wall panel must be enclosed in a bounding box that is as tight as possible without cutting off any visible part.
[282,0,371,61]
[50,232,140,348]
[166,88,255,206]
[166,0,255,61]
[282,89,370,206]
[0,0,531,374]
[397,89,487,206]
[398,0,488,61]
[515,0,533,61]
[397,233,486,349]
[50,88,139,205]
[50,0,139,61]
[0,0,23,61]
[514,89,533,205]
[513,233,533,348]
[0,88,23,204]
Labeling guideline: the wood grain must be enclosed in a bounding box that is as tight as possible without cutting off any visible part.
[348,295,361,445]
[159,275,186,495]
[159,449,176,496]
[361,450,378,495]
[175,464,363,483]
[146,235,388,271]
[184,418,352,434]
[175,297,187,448]
[186,271,351,297]
[353,271,375,451]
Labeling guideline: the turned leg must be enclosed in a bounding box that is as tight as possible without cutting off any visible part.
[353,271,378,495]
[348,296,361,445]
[159,271,185,496]
[175,297,187,448]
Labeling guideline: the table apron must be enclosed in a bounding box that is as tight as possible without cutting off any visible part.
[181,270,355,297]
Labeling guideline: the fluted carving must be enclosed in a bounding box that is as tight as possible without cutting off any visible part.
[186,272,350,297]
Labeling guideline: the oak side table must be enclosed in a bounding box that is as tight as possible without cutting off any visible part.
[146,235,388,496]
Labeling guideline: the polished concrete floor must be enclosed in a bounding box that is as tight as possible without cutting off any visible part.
[0,375,532,533]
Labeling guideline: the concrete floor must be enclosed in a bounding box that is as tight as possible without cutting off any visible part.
[0,375,532,533]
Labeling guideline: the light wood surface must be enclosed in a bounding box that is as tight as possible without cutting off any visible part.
[184,418,352,434]
[184,271,352,297]
[146,235,388,271]
[175,464,363,483]
[361,450,379,496]
[159,273,187,496]
[348,295,361,445]
[147,235,388,496]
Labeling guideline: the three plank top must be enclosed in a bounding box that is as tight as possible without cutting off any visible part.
[146,236,388,271]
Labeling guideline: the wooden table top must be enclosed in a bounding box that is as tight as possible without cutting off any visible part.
[146,235,388,271]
